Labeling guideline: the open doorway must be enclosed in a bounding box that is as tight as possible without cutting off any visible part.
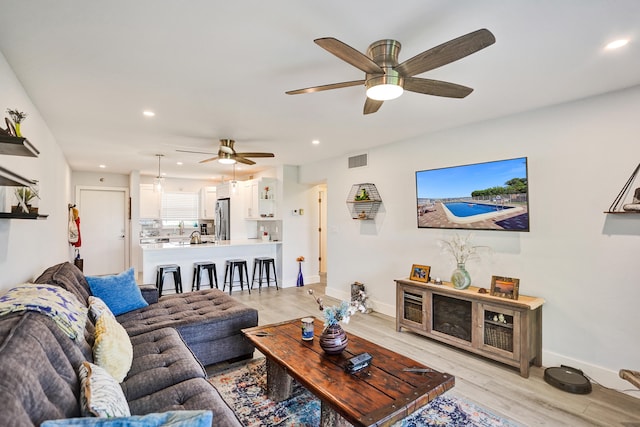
[318,184,327,280]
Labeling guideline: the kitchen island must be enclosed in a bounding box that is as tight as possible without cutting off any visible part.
[141,239,282,293]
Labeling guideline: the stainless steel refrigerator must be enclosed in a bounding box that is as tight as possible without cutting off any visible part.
[214,198,230,241]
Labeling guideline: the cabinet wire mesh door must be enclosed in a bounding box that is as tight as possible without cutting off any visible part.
[346,183,382,220]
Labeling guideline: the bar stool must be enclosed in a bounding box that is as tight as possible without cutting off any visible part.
[223,259,250,295]
[251,257,279,293]
[192,261,218,291]
[156,264,183,297]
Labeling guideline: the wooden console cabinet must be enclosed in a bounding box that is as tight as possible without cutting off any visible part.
[395,278,544,377]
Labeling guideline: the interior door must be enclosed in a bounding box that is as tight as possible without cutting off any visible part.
[77,187,128,275]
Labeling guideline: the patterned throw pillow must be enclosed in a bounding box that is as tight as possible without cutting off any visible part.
[40,410,214,426]
[93,311,133,382]
[0,283,88,341]
[78,361,131,418]
[86,268,148,316]
[88,296,115,323]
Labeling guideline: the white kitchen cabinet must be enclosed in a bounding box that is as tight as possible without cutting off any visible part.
[200,186,217,219]
[140,184,161,219]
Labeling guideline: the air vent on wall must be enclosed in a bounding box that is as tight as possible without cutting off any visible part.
[348,153,368,169]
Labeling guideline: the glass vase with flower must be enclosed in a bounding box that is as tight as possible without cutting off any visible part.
[439,233,490,290]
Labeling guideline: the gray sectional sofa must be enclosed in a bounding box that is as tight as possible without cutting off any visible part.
[0,262,259,426]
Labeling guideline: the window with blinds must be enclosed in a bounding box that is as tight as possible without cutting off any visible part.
[161,192,199,220]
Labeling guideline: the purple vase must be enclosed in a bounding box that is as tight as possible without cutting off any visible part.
[319,324,348,355]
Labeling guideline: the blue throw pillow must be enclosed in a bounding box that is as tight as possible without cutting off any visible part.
[41,410,213,426]
[86,268,148,316]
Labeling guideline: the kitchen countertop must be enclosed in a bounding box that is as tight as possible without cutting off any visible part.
[140,238,282,286]
[141,239,282,250]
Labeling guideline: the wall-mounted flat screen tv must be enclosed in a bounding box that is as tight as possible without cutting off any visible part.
[416,157,529,232]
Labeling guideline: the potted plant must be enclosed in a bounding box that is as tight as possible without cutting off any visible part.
[12,186,39,214]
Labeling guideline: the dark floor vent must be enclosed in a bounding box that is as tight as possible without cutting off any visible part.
[348,153,368,169]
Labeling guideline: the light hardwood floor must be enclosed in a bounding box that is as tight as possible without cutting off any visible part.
[219,282,640,427]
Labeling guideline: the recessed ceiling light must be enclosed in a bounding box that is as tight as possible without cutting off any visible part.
[312,140,320,145]
[176,161,183,166]
[605,39,629,50]
[99,164,106,168]
[143,110,155,117]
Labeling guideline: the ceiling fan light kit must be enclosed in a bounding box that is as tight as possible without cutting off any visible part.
[287,29,496,114]
[218,153,236,164]
[366,77,404,101]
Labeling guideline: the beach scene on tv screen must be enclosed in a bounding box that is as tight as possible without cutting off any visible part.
[416,157,529,231]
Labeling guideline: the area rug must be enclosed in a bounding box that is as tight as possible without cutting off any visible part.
[209,359,521,427]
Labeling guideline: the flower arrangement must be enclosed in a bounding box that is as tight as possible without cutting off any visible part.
[308,289,358,327]
[296,256,305,262]
[439,233,488,265]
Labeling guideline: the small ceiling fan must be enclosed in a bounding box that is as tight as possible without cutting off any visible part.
[286,28,495,114]
[177,138,274,165]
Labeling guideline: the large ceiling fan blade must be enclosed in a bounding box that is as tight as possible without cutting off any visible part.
[314,37,383,74]
[235,152,275,158]
[176,149,215,155]
[395,29,495,77]
[286,80,365,95]
[404,77,473,98]
[363,98,384,115]
[235,156,256,165]
[199,156,219,164]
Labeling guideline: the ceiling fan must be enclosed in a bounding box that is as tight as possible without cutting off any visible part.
[177,138,274,165]
[286,28,495,114]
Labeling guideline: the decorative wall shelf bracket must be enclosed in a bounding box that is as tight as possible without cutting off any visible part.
[346,183,382,220]
[605,163,640,214]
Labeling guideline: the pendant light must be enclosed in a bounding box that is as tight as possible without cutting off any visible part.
[231,164,238,194]
[153,154,165,192]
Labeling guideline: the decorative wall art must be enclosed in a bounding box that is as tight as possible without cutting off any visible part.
[416,157,530,231]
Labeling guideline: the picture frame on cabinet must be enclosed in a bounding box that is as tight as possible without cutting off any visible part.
[490,276,520,300]
[409,264,430,283]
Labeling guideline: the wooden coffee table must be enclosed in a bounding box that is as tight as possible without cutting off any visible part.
[243,318,454,427]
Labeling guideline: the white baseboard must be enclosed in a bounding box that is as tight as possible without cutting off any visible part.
[543,350,639,398]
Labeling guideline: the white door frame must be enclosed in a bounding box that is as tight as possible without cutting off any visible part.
[75,186,130,271]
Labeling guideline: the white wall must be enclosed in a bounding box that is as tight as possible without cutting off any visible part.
[300,85,640,390]
[0,52,71,289]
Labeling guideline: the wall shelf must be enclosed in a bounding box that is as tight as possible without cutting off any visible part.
[606,162,640,213]
[346,183,382,220]
[0,212,48,220]
[0,135,39,157]
[0,136,46,218]
[0,165,35,187]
